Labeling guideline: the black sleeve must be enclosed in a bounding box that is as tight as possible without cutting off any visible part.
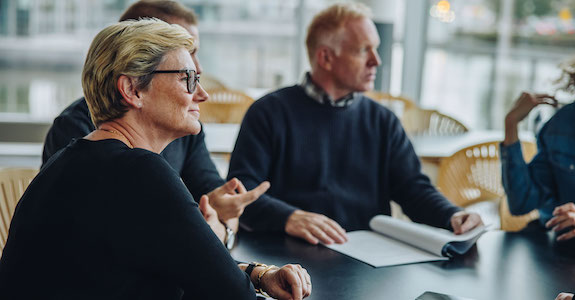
[42,98,95,165]
[107,153,255,299]
[180,126,226,201]
[386,116,461,229]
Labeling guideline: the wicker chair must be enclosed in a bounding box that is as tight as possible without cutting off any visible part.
[199,89,255,124]
[437,141,539,231]
[0,168,38,252]
[364,91,417,120]
[403,108,468,136]
[200,74,227,93]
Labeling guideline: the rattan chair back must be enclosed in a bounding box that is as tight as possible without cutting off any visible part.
[364,91,418,117]
[200,89,254,124]
[0,168,38,252]
[437,141,539,231]
[200,74,227,92]
[403,108,468,136]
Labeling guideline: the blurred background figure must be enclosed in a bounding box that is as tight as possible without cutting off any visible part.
[501,57,575,241]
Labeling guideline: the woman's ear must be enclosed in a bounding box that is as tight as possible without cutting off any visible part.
[117,75,142,108]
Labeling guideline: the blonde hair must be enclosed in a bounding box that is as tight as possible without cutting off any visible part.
[305,2,372,63]
[82,18,195,127]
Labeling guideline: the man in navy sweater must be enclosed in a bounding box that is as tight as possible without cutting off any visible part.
[228,3,482,245]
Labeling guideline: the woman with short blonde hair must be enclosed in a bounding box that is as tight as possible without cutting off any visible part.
[0,19,311,300]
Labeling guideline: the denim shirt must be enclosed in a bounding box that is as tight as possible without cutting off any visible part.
[501,102,575,224]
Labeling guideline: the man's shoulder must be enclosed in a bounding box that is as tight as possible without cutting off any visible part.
[53,97,93,128]
[256,85,304,104]
[59,97,90,118]
[246,85,305,115]
[356,94,401,122]
[162,131,202,156]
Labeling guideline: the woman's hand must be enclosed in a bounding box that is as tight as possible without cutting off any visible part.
[504,92,557,146]
[546,202,575,241]
[207,178,270,221]
[198,195,226,242]
[556,292,574,300]
[260,264,311,300]
[506,92,556,125]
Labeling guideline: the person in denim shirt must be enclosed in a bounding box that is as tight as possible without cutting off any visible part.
[501,59,575,243]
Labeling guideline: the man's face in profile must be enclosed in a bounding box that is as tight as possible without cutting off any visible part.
[329,17,381,94]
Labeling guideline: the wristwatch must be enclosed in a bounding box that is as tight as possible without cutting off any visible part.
[223,222,235,250]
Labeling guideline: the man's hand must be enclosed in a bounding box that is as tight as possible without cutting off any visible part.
[546,202,575,241]
[285,210,347,245]
[260,264,311,300]
[198,195,226,242]
[504,92,557,146]
[207,178,270,221]
[556,293,574,300]
[450,211,483,235]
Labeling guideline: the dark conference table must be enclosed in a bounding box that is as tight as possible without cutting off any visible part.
[231,226,575,300]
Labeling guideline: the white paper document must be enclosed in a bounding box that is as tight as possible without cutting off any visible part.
[325,215,488,267]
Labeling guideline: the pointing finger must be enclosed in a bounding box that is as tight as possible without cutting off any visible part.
[241,181,270,206]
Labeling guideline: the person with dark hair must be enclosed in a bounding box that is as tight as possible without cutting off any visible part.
[501,57,575,244]
[228,3,482,245]
[42,0,267,246]
[0,19,311,300]
[120,0,200,26]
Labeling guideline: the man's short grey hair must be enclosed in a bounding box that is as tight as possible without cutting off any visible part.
[305,3,373,62]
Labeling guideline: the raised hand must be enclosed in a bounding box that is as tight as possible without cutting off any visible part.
[506,92,557,124]
[504,92,557,146]
[207,178,270,221]
[285,210,348,245]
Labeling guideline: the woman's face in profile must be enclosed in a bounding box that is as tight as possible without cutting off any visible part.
[139,47,208,138]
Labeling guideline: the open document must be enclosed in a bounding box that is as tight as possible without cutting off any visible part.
[325,215,488,267]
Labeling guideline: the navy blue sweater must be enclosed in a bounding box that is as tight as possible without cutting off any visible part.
[229,85,460,232]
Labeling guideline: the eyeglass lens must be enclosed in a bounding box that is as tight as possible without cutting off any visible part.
[187,70,199,94]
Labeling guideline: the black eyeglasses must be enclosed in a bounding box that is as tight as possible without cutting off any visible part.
[151,69,200,94]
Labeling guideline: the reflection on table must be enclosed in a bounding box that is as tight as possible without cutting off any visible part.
[232,227,574,300]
